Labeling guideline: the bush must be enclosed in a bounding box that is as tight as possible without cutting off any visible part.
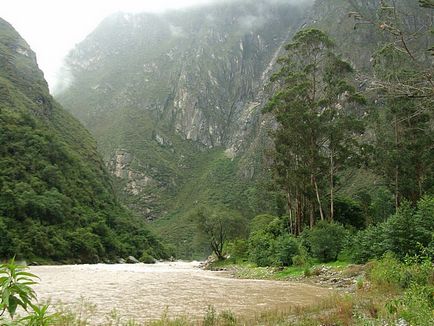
[385,197,434,260]
[334,196,365,229]
[249,214,280,234]
[367,253,433,290]
[140,251,156,264]
[349,196,434,263]
[304,221,348,262]
[248,231,300,267]
[225,239,248,262]
[350,224,389,263]
[274,235,299,266]
[391,284,434,325]
[248,231,275,267]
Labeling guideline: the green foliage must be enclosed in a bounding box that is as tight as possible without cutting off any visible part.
[249,214,279,234]
[140,251,156,264]
[350,224,389,264]
[388,284,434,325]
[368,187,395,224]
[224,239,248,262]
[195,206,247,260]
[0,20,168,262]
[248,231,277,267]
[0,258,58,325]
[333,196,365,229]
[247,215,300,267]
[368,252,433,291]
[20,304,57,326]
[0,258,38,319]
[274,235,300,267]
[350,196,434,263]
[302,221,348,262]
[265,27,366,234]
[152,149,273,259]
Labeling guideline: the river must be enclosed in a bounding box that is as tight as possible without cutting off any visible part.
[30,262,331,324]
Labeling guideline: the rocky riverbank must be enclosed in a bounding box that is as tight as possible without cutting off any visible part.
[204,259,366,293]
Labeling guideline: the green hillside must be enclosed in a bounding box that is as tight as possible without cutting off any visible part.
[0,18,168,263]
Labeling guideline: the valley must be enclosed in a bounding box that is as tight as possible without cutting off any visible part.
[0,0,433,325]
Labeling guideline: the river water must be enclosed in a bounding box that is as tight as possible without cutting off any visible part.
[30,262,331,324]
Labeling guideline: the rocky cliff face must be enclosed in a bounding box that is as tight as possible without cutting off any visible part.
[56,0,307,226]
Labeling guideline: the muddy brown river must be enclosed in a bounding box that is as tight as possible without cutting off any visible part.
[30,262,331,324]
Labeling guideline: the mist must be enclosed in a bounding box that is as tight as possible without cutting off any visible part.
[2,0,315,92]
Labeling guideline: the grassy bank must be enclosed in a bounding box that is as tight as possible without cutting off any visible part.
[207,258,353,282]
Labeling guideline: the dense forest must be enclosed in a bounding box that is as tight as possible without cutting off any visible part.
[0,18,169,263]
[201,0,434,267]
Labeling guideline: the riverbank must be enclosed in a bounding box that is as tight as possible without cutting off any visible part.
[205,259,365,293]
[196,256,433,326]
[5,256,431,325]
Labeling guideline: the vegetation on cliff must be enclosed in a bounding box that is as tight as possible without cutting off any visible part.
[0,18,168,263]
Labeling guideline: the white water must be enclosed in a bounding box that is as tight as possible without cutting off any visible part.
[30,262,330,324]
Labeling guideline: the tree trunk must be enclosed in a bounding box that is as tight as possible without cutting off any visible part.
[394,115,400,212]
[330,150,334,221]
[313,175,325,221]
[295,190,302,236]
[287,192,294,234]
[309,203,314,228]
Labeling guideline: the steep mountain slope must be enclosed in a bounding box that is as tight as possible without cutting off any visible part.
[0,18,167,263]
[56,0,433,258]
[56,0,308,257]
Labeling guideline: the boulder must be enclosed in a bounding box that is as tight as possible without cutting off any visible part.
[117,258,126,264]
[126,256,140,264]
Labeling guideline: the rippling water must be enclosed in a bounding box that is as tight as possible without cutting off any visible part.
[30,262,330,324]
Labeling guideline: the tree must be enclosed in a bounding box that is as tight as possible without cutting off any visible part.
[264,28,365,234]
[350,0,434,208]
[195,207,246,260]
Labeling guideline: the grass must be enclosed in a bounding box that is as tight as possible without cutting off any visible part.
[208,259,353,280]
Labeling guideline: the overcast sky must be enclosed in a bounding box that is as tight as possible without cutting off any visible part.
[2,0,216,91]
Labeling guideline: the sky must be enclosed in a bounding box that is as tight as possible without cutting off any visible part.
[2,0,216,91]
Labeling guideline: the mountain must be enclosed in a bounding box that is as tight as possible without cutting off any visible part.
[0,18,168,263]
[55,0,432,258]
[56,0,309,257]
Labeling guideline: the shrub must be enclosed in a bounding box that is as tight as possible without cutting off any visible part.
[248,231,275,267]
[249,214,279,234]
[274,235,300,266]
[392,284,434,325]
[334,196,365,229]
[349,196,434,263]
[350,224,389,263]
[248,231,300,267]
[303,221,348,262]
[140,251,156,264]
[225,239,248,262]
[367,252,433,290]
[385,197,434,260]
[0,258,56,324]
